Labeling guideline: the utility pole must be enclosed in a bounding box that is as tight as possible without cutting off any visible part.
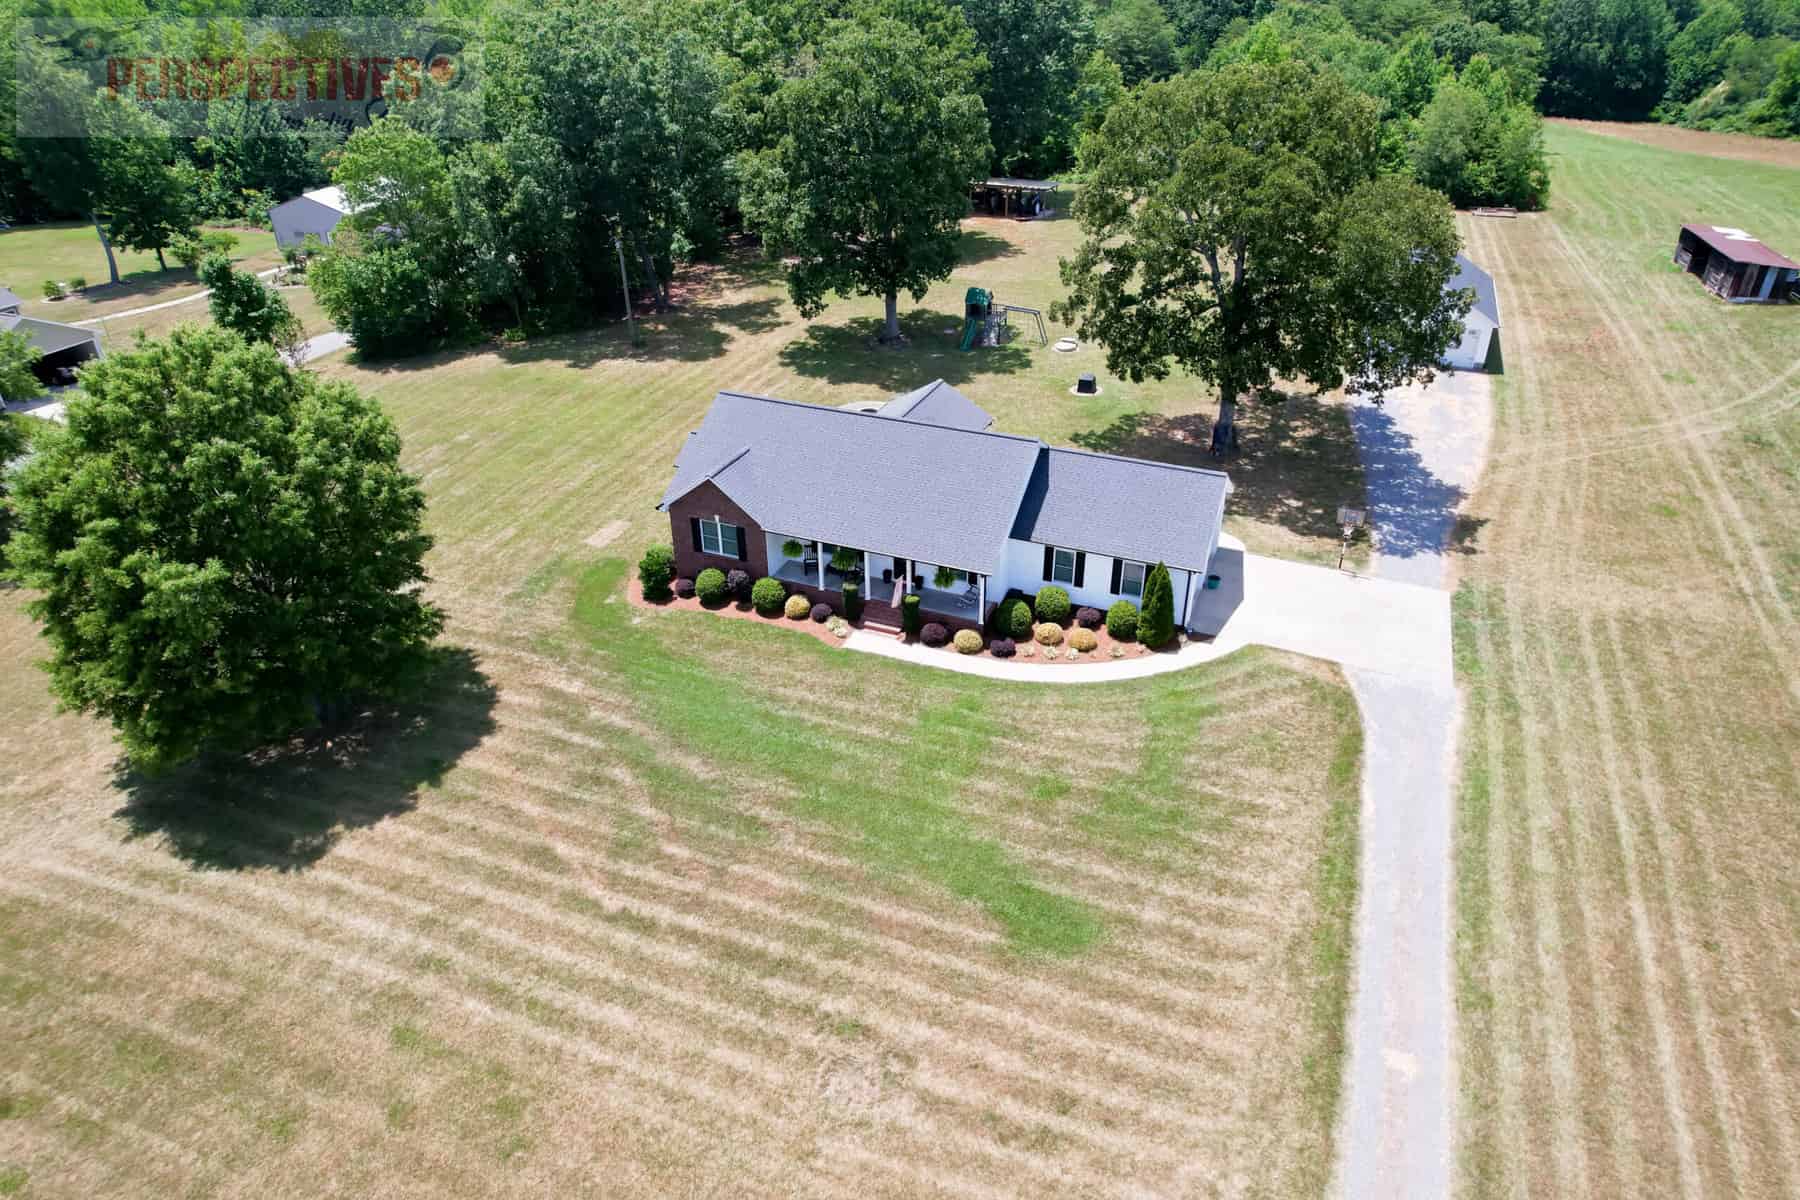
[614,225,642,348]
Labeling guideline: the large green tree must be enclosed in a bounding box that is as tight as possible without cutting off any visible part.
[1056,61,1466,453]
[200,256,303,354]
[954,0,1091,174]
[1541,0,1672,118]
[735,9,991,342]
[1411,58,1550,208]
[6,327,443,771]
[1096,0,1180,84]
[0,329,46,407]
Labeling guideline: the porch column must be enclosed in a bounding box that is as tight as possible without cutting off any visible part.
[978,573,986,616]
[816,541,825,589]
[864,550,871,591]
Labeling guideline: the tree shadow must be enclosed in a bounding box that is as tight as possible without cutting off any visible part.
[778,308,1033,389]
[110,646,498,872]
[1071,389,1368,546]
[957,228,1025,266]
[1345,402,1471,561]
[41,269,201,316]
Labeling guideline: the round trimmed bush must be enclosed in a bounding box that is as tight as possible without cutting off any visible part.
[1106,599,1139,641]
[1068,627,1098,652]
[1003,597,1033,640]
[920,623,950,647]
[989,638,1016,658]
[1034,585,1071,625]
[751,576,785,616]
[637,543,676,601]
[1033,622,1064,646]
[810,602,831,622]
[695,567,729,606]
[784,594,812,620]
[1075,606,1103,629]
[673,577,696,599]
[952,629,983,654]
[726,568,752,602]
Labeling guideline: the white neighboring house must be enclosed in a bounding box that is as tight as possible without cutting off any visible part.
[268,186,360,250]
[1442,254,1500,372]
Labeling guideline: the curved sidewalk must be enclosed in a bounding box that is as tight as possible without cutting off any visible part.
[846,543,1451,692]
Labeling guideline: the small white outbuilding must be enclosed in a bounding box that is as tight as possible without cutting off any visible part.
[267,186,357,250]
[1442,254,1500,372]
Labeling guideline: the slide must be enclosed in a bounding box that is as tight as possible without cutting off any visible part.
[959,314,981,351]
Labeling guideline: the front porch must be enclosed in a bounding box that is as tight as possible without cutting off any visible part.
[765,533,991,623]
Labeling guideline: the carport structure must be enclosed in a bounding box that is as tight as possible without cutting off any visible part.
[0,289,101,398]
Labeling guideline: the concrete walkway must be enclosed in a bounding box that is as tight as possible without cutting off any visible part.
[290,330,350,364]
[846,542,1450,691]
[1335,371,1491,1200]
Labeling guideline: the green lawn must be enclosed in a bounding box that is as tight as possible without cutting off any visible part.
[1,220,279,322]
[0,197,1368,1197]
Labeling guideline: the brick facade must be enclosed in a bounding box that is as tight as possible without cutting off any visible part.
[666,480,768,582]
[666,479,987,636]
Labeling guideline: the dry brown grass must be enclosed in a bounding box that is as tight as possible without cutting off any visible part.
[0,204,1365,1196]
[1454,123,1800,1199]
[1547,117,1800,169]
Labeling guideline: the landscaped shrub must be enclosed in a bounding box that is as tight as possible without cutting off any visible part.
[726,568,751,602]
[989,638,1016,658]
[695,567,729,606]
[785,593,812,620]
[1033,622,1064,646]
[1139,562,1175,648]
[920,622,950,647]
[953,629,982,654]
[901,593,922,636]
[843,581,863,622]
[1034,585,1071,624]
[1069,628,1098,652]
[67,276,87,291]
[673,576,696,598]
[41,280,64,300]
[751,576,785,616]
[1075,606,1103,629]
[1004,597,1033,639]
[1106,599,1139,641]
[810,602,831,622]
[637,543,676,601]
[826,615,851,638]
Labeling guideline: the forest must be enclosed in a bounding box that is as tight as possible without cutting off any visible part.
[1,0,1794,357]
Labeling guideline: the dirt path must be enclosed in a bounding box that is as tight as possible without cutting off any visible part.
[1335,371,1493,1199]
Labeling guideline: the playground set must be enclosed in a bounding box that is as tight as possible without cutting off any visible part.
[960,286,1047,350]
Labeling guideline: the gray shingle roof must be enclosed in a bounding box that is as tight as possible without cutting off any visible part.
[0,312,100,357]
[878,379,992,430]
[660,391,1041,574]
[1450,254,1499,325]
[1009,447,1232,572]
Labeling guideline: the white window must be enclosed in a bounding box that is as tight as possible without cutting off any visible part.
[1119,560,1145,598]
[1050,547,1076,585]
[699,516,739,557]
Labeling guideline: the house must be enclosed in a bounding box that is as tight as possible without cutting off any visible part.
[1673,224,1800,302]
[658,381,1233,633]
[268,186,358,250]
[1443,254,1500,371]
[0,287,101,402]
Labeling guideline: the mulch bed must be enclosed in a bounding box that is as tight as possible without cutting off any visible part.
[630,578,1180,666]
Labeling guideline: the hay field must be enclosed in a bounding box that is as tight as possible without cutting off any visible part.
[1454,124,1800,1198]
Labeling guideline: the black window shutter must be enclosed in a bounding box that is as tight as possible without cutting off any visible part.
[735,525,748,561]
[1074,552,1086,588]
[1109,559,1122,593]
[1042,545,1054,581]
[689,517,702,552]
